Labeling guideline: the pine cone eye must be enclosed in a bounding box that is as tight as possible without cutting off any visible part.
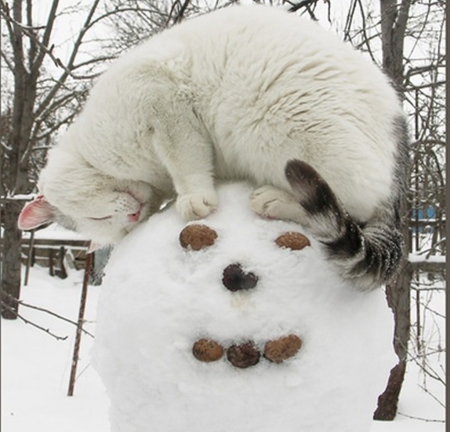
[179,224,218,250]
[275,232,310,251]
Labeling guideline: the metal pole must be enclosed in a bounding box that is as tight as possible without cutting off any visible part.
[67,250,93,397]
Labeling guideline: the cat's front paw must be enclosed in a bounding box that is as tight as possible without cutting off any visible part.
[176,191,219,220]
[250,186,307,224]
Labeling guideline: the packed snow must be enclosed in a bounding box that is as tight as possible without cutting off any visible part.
[2,183,445,432]
[93,182,395,432]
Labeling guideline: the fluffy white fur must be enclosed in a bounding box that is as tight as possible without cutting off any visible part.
[20,5,404,244]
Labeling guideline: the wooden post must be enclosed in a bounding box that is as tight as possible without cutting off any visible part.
[59,246,68,279]
[49,249,54,277]
[67,251,93,397]
[31,246,36,267]
[24,230,35,286]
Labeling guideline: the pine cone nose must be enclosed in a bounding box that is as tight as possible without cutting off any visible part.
[222,263,258,292]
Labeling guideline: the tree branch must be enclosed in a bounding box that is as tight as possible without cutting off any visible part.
[286,0,320,13]
[30,0,60,75]
[1,301,69,341]
[168,0,192,25]
[1,50,15,73]
[34,0,101,119]
[0,1,22,70]
[397,412,445,423]
[1,291,94,338]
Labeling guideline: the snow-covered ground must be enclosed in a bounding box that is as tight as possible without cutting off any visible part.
[2,267,446,432]
[2,267,109,432]
[2,266,445,432]
[2,225,445,432]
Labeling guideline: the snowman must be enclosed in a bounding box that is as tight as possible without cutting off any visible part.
[92,182,395,432]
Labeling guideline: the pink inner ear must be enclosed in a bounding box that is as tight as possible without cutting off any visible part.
[18,195,55,230]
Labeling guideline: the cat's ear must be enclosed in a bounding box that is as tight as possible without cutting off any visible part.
[18,195,55,231]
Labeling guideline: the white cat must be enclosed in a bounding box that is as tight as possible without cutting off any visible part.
[18,5,409,290]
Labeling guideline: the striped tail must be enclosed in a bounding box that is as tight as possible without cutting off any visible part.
[285,159,404,290]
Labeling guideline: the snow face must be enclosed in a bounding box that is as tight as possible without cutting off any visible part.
[92,182,396,432]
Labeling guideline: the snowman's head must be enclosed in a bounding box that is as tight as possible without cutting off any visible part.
[93,181,395,432]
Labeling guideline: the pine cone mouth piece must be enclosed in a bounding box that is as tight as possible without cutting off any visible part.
[192,334,302,368]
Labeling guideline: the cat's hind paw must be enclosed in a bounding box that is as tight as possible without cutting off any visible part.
[176,191,219,221]
[250,185,307,225]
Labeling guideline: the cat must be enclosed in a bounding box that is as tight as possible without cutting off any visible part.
[18,5,409,290]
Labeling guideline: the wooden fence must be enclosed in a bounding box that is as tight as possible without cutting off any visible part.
[20,236,90,279]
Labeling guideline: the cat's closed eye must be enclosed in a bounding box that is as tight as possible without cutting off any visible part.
[89,216,113,221]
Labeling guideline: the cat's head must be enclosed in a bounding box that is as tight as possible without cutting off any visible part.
[18,179,164,247]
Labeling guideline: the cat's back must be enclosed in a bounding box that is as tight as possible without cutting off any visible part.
[165,6,401,139]
[173,6,393,91]
[86,6,400,127]
[105,6,391,90]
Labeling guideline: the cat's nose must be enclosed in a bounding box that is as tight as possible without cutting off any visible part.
[222,263,258,292]
[128,209,141,222]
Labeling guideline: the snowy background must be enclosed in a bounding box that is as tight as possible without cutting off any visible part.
[2,184,445,432]
[2,266,445,432]
[1,0,445,430]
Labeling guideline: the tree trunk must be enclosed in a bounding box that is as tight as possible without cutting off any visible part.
[374,0,412,419]
[379,0,411,85]
[1,0,37,320]
[374,259,412,420]
[2,91,35,319]
[1,199,23,319]
[386,260,412,362]
[373,361,407,420]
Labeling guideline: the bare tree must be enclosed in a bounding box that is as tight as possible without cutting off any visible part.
[342,0,445,420]
[104,0,243,52]
[2,0,444,418]
[0,0,126,319]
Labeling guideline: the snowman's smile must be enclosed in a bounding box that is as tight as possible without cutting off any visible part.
[192,335,303,369]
